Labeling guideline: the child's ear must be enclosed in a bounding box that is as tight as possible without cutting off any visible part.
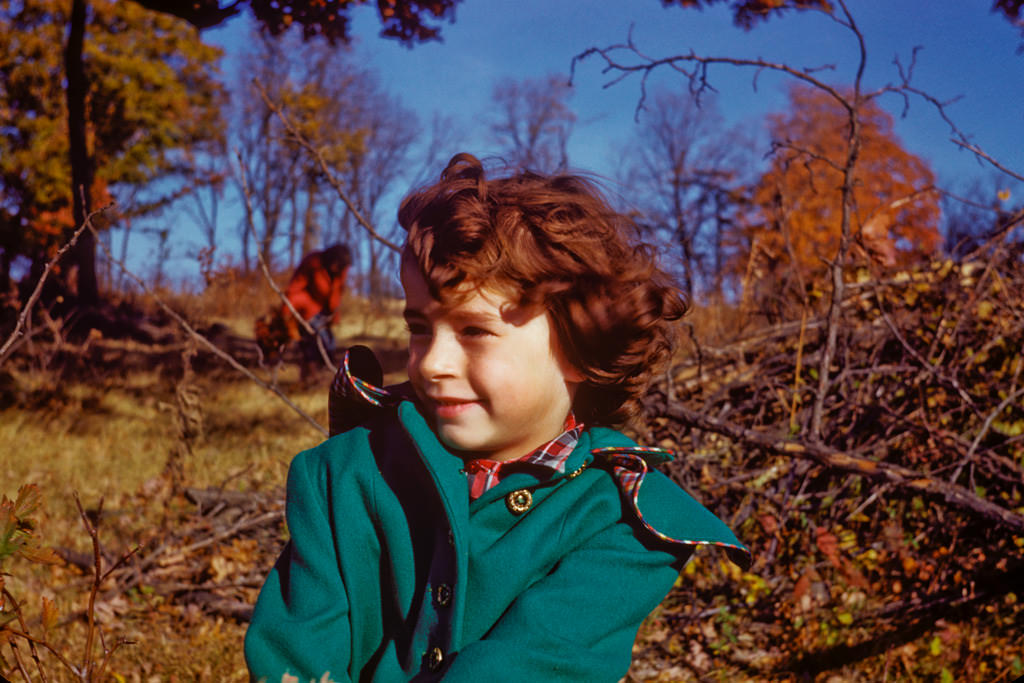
[560,360,586,384]
[548,316,585,383]
[550,332,585,384]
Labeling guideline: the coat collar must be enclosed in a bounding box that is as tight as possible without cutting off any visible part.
[331,345,750,570]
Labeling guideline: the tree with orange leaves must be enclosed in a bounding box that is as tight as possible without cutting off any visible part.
[739,83,941,296]
[0,1,225,304]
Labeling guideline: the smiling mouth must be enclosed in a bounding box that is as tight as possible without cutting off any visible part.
[431,397,478,417]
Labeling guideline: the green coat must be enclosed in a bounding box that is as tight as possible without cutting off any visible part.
[245,391,747,682]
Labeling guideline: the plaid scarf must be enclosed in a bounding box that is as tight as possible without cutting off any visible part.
[464,414,582,500]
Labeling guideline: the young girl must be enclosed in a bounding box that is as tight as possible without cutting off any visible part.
[245,154,748,682]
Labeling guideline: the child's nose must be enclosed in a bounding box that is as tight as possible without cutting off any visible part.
[418,331,461,381]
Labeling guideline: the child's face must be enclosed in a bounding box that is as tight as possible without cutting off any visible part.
[401,260,582,462]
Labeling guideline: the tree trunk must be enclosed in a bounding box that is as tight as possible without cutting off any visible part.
[287,193,298,269]
[240,191,253,274]
[301,177,320,257]
[64,0,99,305]
[117,219,133,291]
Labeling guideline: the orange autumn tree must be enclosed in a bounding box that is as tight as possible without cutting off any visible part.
[741,83,941,298]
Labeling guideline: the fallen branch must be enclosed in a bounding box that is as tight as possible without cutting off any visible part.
[172,510,282,558]
[648,396,1024,534]
[184,486,266,512]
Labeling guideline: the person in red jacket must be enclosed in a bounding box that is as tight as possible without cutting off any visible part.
[255,244,352,377]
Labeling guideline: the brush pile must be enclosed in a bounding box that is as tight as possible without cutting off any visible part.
[631,234,1024,680]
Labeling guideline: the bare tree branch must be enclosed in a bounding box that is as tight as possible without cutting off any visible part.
[0,204,107,366]
[952,140,1024,183]
[254,79,402,254]
[234,149,336,373]
[572,37,852,122]
[810,0,866,442]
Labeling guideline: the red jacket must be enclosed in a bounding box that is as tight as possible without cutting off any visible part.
[281,251,348,339]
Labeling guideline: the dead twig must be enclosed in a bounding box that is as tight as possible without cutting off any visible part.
[254,79,401,254]
[0,204,108,367]
[234,148,336,373]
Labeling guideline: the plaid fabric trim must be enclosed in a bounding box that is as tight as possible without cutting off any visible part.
[594,446,751,563]
[466,417,582,500]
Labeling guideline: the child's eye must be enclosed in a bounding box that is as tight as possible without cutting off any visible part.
[405,321,430,337]
[460,326,493,338]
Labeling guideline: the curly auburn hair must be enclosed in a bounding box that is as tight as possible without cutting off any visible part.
[398,153,688,426]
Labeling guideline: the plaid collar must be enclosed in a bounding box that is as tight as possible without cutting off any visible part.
[464,414,583,500]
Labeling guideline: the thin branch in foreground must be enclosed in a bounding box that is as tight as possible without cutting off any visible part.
[68,492,137,680]
[571,42,852,122]
[91,224,328,437]
[234,149,336,373]
[2,588,76,680]
[963,207,1024,263]
[1,587,59,681]
[0,202,107,366]
[952,139,1024,184]
[75,492,102,680]
[253,78,402,254]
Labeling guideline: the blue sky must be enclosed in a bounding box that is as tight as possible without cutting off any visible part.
[178,1,1023,283]
[325,0,1024,191]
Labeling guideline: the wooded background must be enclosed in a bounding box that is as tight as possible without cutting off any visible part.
[1,0,1023,680]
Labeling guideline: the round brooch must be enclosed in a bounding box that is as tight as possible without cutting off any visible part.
[505,489,533,515]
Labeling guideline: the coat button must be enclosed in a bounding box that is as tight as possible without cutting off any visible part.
[506,489,533,515]
[427,646,445,671]
[435,583,452,607]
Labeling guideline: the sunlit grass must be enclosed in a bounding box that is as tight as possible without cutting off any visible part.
[0,369,339,682]
[0,279,420,681]
[190,375,328,487]
[0,374,334,505]
[2,379,165,511]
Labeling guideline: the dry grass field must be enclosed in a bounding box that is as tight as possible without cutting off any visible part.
[1,276,412,681]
